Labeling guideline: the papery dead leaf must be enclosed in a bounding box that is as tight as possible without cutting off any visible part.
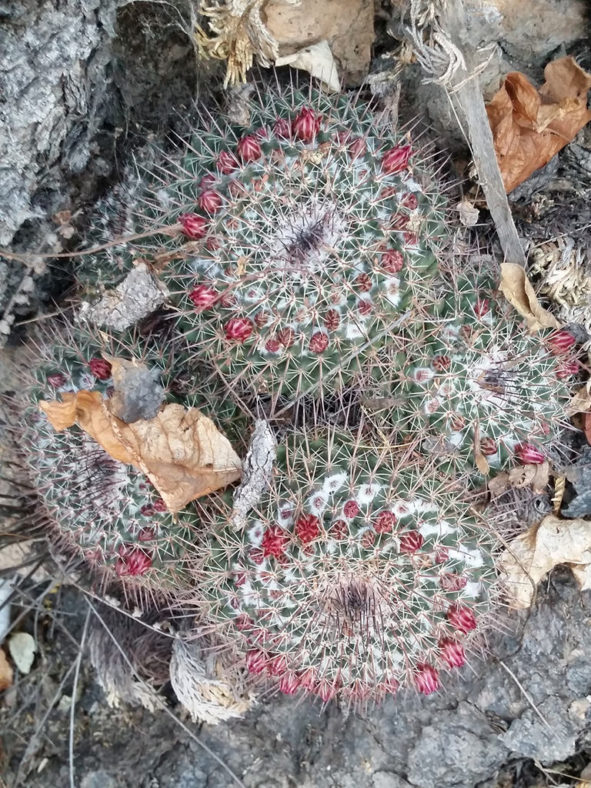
[585,413,591,446]
[0,647,13,691]
[499,514,591,608]
[488,462,550,497]
[39,392,242,513]
[275,40,340,91]
[500,262,560,332]
[567,381,591,417]
[473,422,490,475]
[487,56,591,192]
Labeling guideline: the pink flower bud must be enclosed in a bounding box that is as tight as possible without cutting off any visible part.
[314,679,338,703]
[189,284,219,310]
[415,664,440,694]
[198,189,223,214]
[224,317,253,343]
[179,213,207,239]
[237,134,263,162]
[355,273,373,292]
[293,107,320,142]
[348,136,366,159]
[199,173,217,190]
[279,672,301,694]
[447,604,477,633]
[439,638,465,668]
[514,442,545,464]
[474,298,490,318]
[89,358,112,380]
[381,144,412,174]
[401,192,418,210]
[264,338,281,353]
[548,329,576,354]
[267,654,288,677]
[152,498,167,512]
[330,519,348,539]
[556,359,579,379]
[432,355,451,372]
[277,327,295,347]
[324,309,340,331]
[439,573,467,591]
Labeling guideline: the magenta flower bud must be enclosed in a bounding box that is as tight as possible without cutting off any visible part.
[343,500,360,518]
[295,514,321,544]
[381,248,404,274]
[309,331,329,353]
[216,150,239,174]
[116,548,152,577]
[556,359,579,379]
[261,525,288,558]
[246,649,267,674]
[373,510,397,534]
[279,672,301,695]
[47,372,67,388]
[273,117,292,139]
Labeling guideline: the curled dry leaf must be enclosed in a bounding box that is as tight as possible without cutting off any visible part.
[489,461,550,498]
[40,392,242,513]
[499,514,591,609]
[486,56,591,193]
[500,263,560,332]
[275,40,340,92]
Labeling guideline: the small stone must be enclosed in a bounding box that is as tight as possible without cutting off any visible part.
[8,631,36,674]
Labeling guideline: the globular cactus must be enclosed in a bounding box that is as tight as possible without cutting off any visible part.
[80,84,449,407]
[361,272,578,476]
[193,427,497,705]
[16,325,213,604]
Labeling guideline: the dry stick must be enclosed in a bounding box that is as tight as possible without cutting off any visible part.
[442,0,527,267]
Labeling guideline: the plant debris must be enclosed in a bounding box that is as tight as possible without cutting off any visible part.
[499,514,591,609]
[39,390,242,513]
[487,56,591,193]
[7,632,36,674]
[499,263,560,331]
[0,648,13,691]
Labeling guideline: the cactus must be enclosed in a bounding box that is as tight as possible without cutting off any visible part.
[77,85,449,407]
[193,426,497,705]
[360,272,577,475]
[16,321,247,604]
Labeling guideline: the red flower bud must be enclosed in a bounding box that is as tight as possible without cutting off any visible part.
[89,358,112,380]
[355,273,373,292]
[224,317,254,343]
[324,309,340,331]
[116,548,152,577]
[415,664,439,695]
[432,355,451,372]
[348,136,367,159]
[447,604,477,633]
[264,338,281,353]
[439,573,467,591]
[179,213,207,239]
[514,442,545,464]
[296,514,321,544]
[199,173,217,190]
[189,284,219,310]
[273,117,292,139]
[380,248,404,274]
[216,150,239,174]
[343,500,360,519]
[399,530,424,553]
[330,519,348,539]
[474,298,490,318]
[198,189,223,214]
[401,192,418,210]
[246,650,267,674]
[277,327,295,347]
[237,134,262,162]
[293,107,320,142]
[261,525,289,558]
[374,510,397,534]
[47,372,66,388]
[279,672,301,695]
[439,638,465,668]
[309,331,329,353]
[381,144,412,174]
[152,498,167,512]
[556,359,579,379]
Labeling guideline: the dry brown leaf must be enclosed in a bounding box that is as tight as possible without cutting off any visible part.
[488,462,550,497]
[585,413,591,446]
[473,422,490,475]
[0,647,13,691]
[486,56,591,193]
[40,392,242,513]
[568,381,591,417]
[500,262,560,332]
[499,514,591,608]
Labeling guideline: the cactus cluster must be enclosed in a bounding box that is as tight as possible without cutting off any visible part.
[17,80,579,715]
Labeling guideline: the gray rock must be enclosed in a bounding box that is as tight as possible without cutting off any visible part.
[500,697,584,764]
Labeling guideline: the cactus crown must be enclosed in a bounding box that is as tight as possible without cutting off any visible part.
[195,427,496,705]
